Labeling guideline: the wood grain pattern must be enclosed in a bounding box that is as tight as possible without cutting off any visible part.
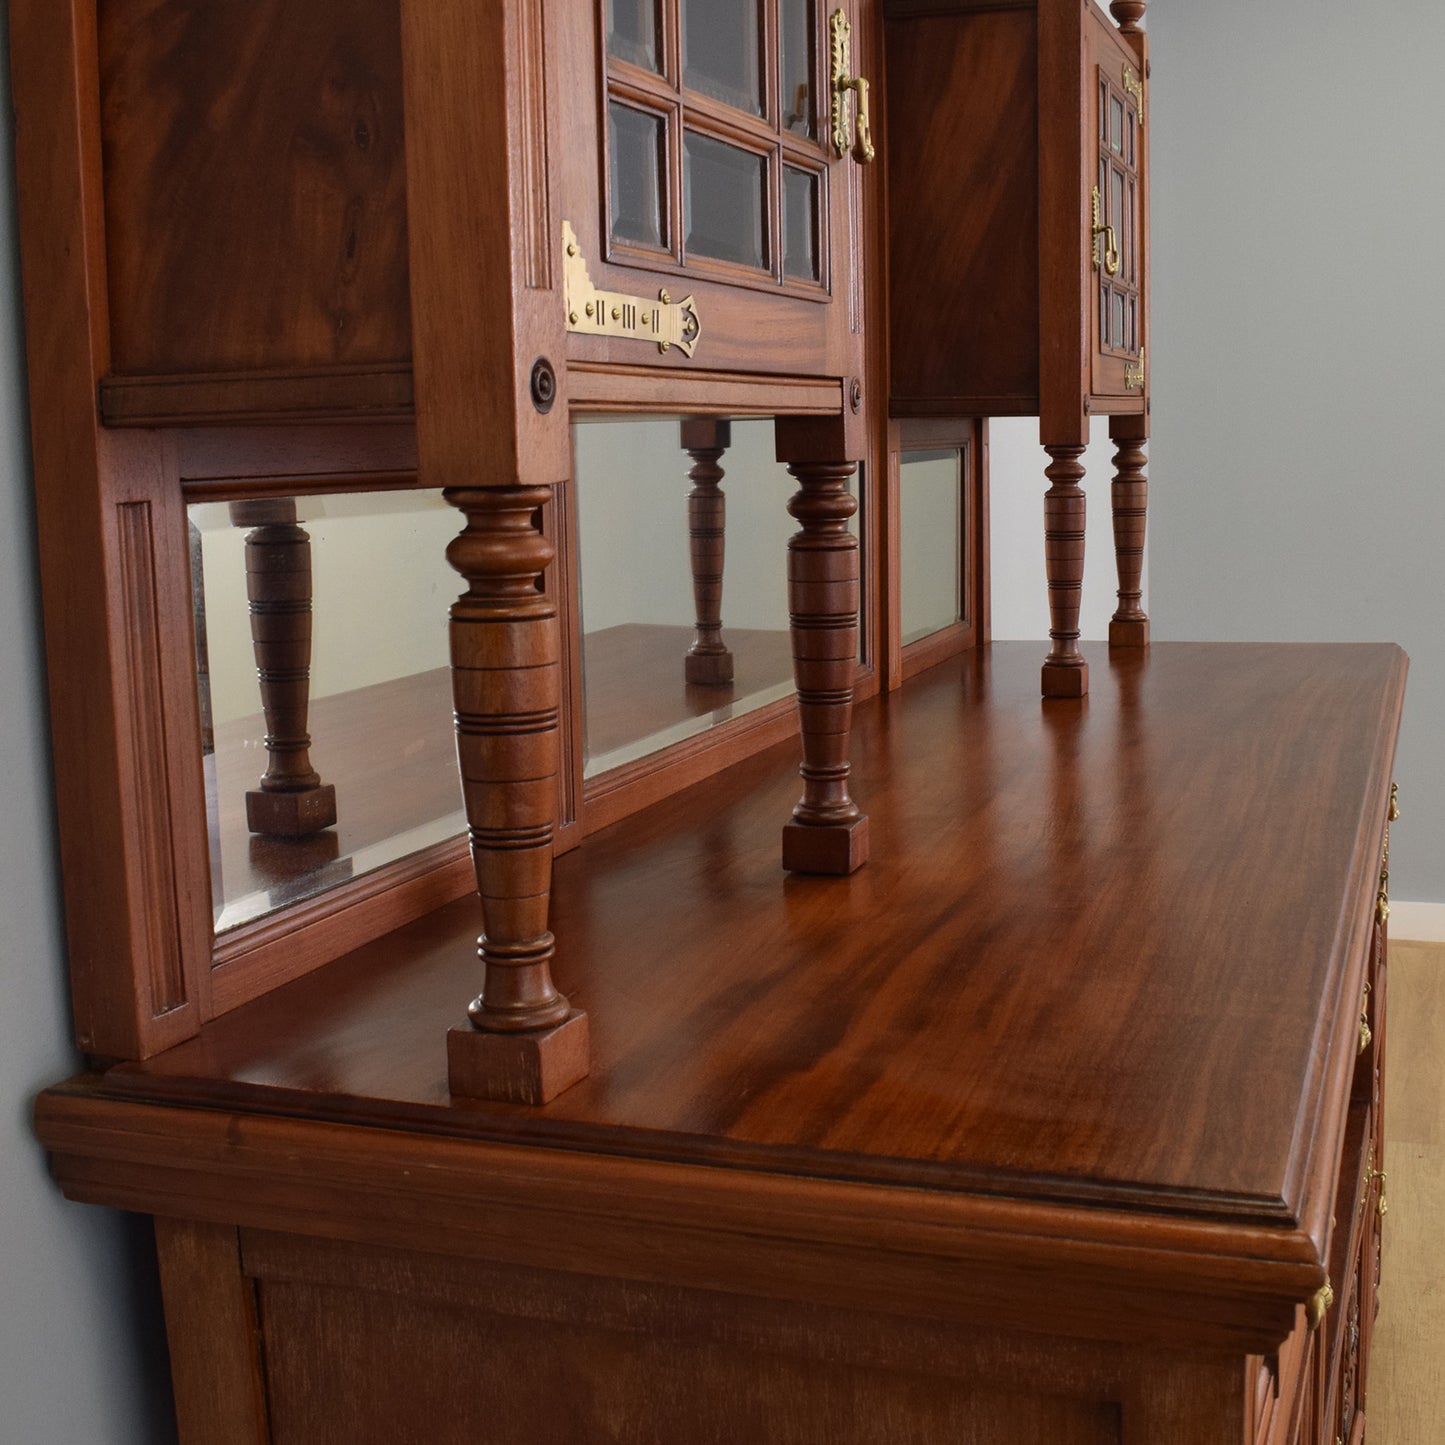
[94,643,1404,1222]
[884,7,1041,414]
[98,0,411,375]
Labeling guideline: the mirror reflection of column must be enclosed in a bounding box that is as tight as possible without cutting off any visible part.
[681,418,734,687]
[227,498,337,837]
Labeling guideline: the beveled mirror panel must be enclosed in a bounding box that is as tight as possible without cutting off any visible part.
[684,131,768,269]
[575,417,850,780]
[899,448,963,646]
[607,0,661,71]
[190,490,465,934]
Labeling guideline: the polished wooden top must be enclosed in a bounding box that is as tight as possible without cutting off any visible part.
[109,643,1405,1226]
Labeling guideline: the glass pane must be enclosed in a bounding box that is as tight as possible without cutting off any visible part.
[1099,81,1109,144]
[1113,290,1126,344]
[1128,178,1137,280]
[1129,296,1138,353]
[190,491,465,934]
[783,166,820,281]
[1100,284,1111,347]
[781,0,815,137]
[900,450,963,646]
[609,102,666,251]
[574,418,799,779]
[1110,96,1125,153]
[607,0,659,71]
[682,0,763,114]
[684,131,766,268]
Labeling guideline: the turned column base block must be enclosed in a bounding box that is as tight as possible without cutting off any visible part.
[685,650,734,686]
[1041,660,1089,699]
[447,1010,590,1105]
[1109,618,1150,648]
[245,783,337,838]
[783,815,870,876]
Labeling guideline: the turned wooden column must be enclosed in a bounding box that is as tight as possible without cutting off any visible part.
[778,453,869,875]
[228,498,337,837]
[1041,444,1089,698]
[443,485,587,1105]
[1108,415,1149,647]
[681,417,734,686]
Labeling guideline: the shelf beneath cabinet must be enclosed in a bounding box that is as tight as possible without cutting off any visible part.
[108,642,1404,1225]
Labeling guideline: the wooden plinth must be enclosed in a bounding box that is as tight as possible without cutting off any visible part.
[244,783,337,838]
[1109,618,1150,648]
[782,815,869,876]
[1041,661,1089,698]
[447,1010,590,1105]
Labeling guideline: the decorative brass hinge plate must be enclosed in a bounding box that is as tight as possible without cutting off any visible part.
[562,221,701,357]
[1123,63,1146,124]
[1125,348,1145,390]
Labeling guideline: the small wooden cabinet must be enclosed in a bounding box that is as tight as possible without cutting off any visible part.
[885,0,1151,694]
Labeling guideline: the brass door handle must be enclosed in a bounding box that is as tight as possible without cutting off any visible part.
[829,10,875,164]
[1092,186,1121,275]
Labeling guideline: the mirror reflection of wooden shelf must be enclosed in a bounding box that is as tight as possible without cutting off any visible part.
[583,623,796,778]
[208,667,463,933]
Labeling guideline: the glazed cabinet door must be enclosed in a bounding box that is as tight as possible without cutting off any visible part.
[1087,10,1146,401]
[553,0,869,382]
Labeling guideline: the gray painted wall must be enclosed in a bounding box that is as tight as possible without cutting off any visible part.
[1146,1,1443,901]
[0,14,175,1443]
[1,5,1439,1441]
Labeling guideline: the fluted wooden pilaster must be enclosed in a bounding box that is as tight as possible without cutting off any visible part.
[229,498,337,837]
[1041,444,1089,698]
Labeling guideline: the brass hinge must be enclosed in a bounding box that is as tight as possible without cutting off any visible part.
[561,221,701,357]
[1123,63,1146,124]
[1125,348,1145,390]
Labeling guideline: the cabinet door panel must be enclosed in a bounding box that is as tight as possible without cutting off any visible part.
[1088,16,1146,403]
[556,0,864,383]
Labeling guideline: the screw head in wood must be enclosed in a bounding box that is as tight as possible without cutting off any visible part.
[530,357,557,414]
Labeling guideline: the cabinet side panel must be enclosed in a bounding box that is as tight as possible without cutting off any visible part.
[885,11,1039,415]
[259,1276,1121,1445]
[98,0,412,375]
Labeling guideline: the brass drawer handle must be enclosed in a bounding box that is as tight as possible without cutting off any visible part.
[829,11,875,164]
[1091,186,1121,275]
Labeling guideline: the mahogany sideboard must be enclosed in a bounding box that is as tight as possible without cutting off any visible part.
[10,0,1408,1440]
[37,642,1405,1444]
